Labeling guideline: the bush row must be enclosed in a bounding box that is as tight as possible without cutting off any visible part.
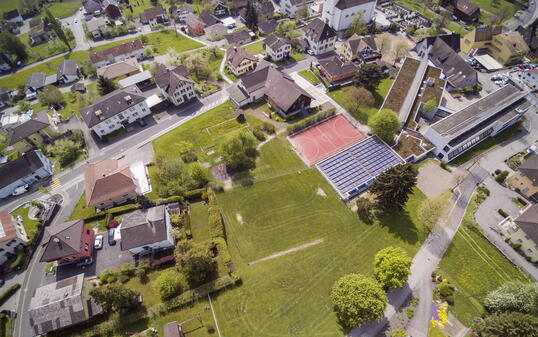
[207,188,226,239]
[83,203,142,222]
[0,283,21,306]
[286,109,336,136]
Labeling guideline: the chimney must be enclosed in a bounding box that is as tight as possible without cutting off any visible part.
[124,95,132,104]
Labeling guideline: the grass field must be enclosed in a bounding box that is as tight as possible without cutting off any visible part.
[437,193,528,326]
[68,192,96,220]
[10,205,41,239]
[328,78,394,123]
[298,69,321,85]
[211,136,429,336]
[19,32,74,64]
[38,1,82,19]
[450,122,522,165]
[243,40,265,55]
[190,201,210,242]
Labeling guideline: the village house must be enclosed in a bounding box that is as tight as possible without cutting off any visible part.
[278,0,315,18]
[57,60,80,84]
[3,9,22,24]
[441,0,480,22]
[185,13,206,36]
[507,154,538,202]
[96,58,142,80]
[170,4,193,23]
[212,0,229,16]
[83,0,102,16]
[81,85,151,138]
[228,61,313,118]
[205,23,228,41]
[317,54,358,84]
[498,204,538,262]
[0,212,28,274]
[28,18,52,46]
[103,0,122,19]
[89,40,145,67]
[139,5,169,29]
[119,205,175,255]
[340,34,380,62]
[0,150,53,199]
[6,110,52,153]
[303,18,337,55]
[40,219,93,264]
[154,64,197,106]
[226,46,258,76]
[200,10,221,27]
[258,20,278,35]
[0,87,13,108]
[224,29,252,46]
[86,16,108,39]
[265,34,292,62]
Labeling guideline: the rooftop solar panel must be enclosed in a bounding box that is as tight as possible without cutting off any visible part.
[316,136,404,199]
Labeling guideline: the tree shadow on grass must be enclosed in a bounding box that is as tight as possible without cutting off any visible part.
[375,208,420,245]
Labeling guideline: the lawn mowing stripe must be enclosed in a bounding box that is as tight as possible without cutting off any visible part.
[456,227,512,282]
[248,239,324,265]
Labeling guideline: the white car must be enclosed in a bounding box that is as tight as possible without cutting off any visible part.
[94,235,103,250]
[306,49,314,56]
[12,184,29,196]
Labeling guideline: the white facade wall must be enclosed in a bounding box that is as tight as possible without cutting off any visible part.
[0,151,53,199]
[163,81,196,106]
[267,43,291,61]
[305,34,336,55]
[279,0,313,17]
[91,101,151,137]
[94,49,145,68]
[519,71,538,91]
[322,0,376,31]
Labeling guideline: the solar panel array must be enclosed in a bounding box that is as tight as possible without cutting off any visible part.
[316,136,404,199]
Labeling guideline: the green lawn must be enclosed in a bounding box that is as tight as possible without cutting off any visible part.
[10,205,41,239]
[212,136,429,336]
[1,51,89,90]
[68,192,97,220]
[450,123,522,165]
[298,69,321,85]
[19,31,74,64]
[328,78,394,123]
[153,101,258,160]
[244,40,265,55]
[190,201,210,242]
[468,0,525,17]
[437,193,528,326]
[38,1,82,19]
[429,327,447,337]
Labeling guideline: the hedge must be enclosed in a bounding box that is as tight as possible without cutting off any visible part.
[184,188,205,201]
[498,209,509,218]
[286,109,336,136]
[83,203,142,222]
[158,275,238,313]
[155,195,185,205]
[208,205,225,239]
[0,283,21,306]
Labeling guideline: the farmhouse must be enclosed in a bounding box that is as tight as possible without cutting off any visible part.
[154,64,197,106]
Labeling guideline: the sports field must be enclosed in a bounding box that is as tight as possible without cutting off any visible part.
[212,136,429,336]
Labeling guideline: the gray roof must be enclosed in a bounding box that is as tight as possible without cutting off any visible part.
[120,205,168,250]
[118,70,152,87]
[224,30,251,45]
[199,10,220,26]
[3,9,21,20]
[518,154,538,186]
[205,23,227,35]
[226,46,257,67]
[304,18,336,43]
[0,150,46,189]
[7,110,50,146]
[84,0,102,13]
[318,55,358,78]
[164,322,185,337]
[154,64,194,97]
[81,85,147,127]
[57,60,78,78]
[86,16,107,32]
[29,274,101,335]
[258,20,278,34]
[25,72,46,91]
[416,33,461,53]
[185,13,205,27]
[335,0,375,10]
[346,34,377,55]
[514,204,538,243]
[258,1,274,15]
[140,5,167,21]
[431,84,527,137]
[265,34,291,51]
[427,37,476,89]
[40,219,85,262]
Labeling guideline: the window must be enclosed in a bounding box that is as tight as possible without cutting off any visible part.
[85,243,89,251]
[118,114,125,120]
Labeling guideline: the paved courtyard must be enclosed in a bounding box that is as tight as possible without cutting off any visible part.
[416,161,464,198]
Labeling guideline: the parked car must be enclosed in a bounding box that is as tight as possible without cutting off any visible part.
[137,118,146,127]
[0,279,5,287]
[94,234,103,250]
[76,257,93,267]
[306,49,314,56]
[108,228,116,246]
[11,184,29,196]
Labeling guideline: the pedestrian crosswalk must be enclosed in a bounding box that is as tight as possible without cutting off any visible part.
[49,178,61,190]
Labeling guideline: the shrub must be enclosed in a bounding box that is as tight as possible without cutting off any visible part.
[356,197,374,222]
[261,122,276,134]
[517,197,528,206]
[391,329,408,337]
[286,109,336,135]
[182,151,198,163]
[0,283,21,306]
[406,307,415,319]
[118,274,129,283]
[184,188,205,201]
[495,170,509,183]
[208,205,225,239]
[252,128,266,141]
[206,323,215,333]
[498,209,509,218]
[152,269,185,300]
[410,297,419,306]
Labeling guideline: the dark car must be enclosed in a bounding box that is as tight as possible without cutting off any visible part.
[108,228,116,246]
[76,257,93,267]
[137,118,146,127]
[0,279,5,287]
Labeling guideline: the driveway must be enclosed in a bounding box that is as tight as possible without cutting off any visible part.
[55,232,135,280]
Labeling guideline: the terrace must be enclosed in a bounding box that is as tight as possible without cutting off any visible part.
[393,128,435,162]
[405,66,446,130]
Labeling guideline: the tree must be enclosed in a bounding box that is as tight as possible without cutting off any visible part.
[0,32,27,61]
[344,87,375,123]
[189,162,209,188]
[492,0,500,6]
[89,284,139,312]
[219,130,257,169]
[19,0,39,14]
[244,1,258,31]
[356,197,375,223]
[393,41,410,65]
[97,75,117,95]
[47,139,81,167]
[275,20,301,40]
[152,269,185,300]
[44,8,70,50]
[473,312,538,337]
[417,194,446,232]
[80,61,97,78]
[376,34,392,55]
[185,52,211,79]
[330,274,387,328]
[368,109,399,143]
[422,97,437,115]
[353,64,384,92]
[346,12,367,36]
[17,99,31,113]
[38,85,65,107]
[175,241,215,284]
[369,164,418,210]
[153,155,195,197]
[297,5,308,19]
[373,247,412,291]
[484,281,538,315]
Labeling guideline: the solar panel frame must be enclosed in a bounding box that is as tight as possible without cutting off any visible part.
[316,136,405,199]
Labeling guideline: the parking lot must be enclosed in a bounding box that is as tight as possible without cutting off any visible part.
[56,231,135,279]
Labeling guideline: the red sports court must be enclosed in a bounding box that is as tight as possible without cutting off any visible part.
[288,114,365,165]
